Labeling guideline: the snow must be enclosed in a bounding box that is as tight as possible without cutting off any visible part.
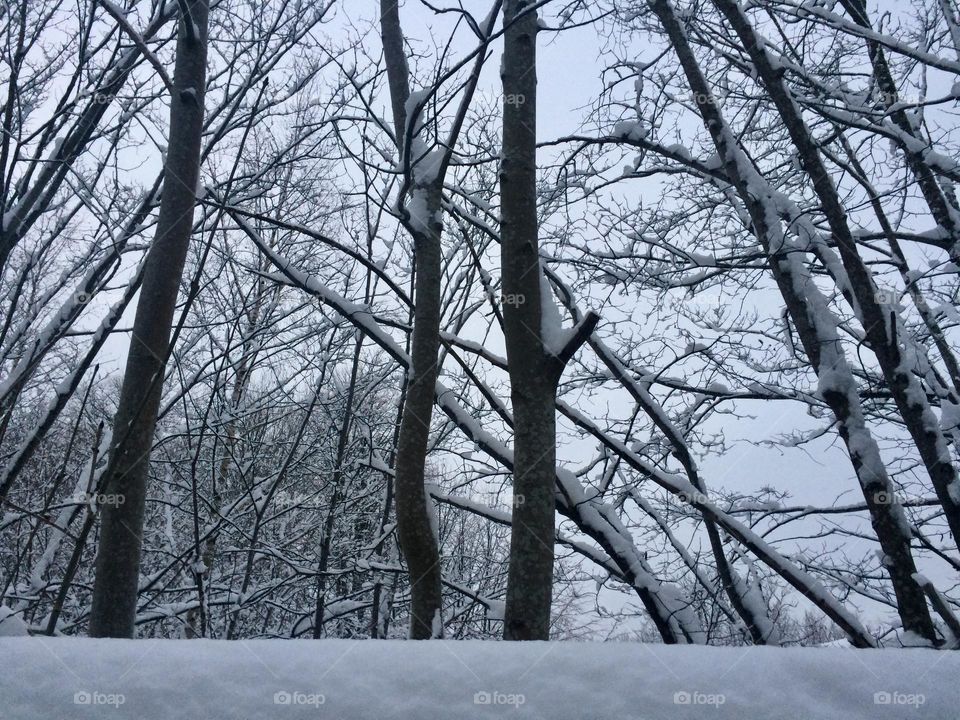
[539,265,573,355]
[245,211,876,646]
[940,399,960,434]
[485,600,505,621]
[665,143,693,161]
[613,119,649,141]
[404,89,430,136]
[949,478,960,506]
[0,638,954,719]
[731,561,782,646]
[424,482,440,543]
[688,251,716,266]
[557,397,874,646]
[405,188,439,234]
[413,149,445,185]
[0,606,29,636]
[897,631,935,649]
[0,207,16,232]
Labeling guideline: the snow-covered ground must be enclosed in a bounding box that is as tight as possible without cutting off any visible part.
[0,638,954,719]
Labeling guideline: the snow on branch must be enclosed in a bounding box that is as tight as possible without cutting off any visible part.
[233,213,697,639]
[98,0,175,95]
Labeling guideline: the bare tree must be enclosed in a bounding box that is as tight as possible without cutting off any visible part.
[88,0,210,638]
[4,0,960,650]
[377,0,445,639]
[378,0,501,638]
[638,0,937,643]
[499,0,597,640]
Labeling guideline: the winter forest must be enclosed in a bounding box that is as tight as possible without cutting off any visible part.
[2,0,960,716]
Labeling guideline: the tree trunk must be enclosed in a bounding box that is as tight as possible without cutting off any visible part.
[838,0,960,263]
[379,0,444,638]
[649,0,937,643]
[88,0,209,638]
[313,334,362,637]
[712,0,960,563]
[500,0,596,640]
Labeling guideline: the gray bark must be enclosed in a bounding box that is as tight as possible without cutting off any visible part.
[379,0,444,639]
[499,0,596,640]
[712,0,960,565]
[838,0,960,261]
[88,0,209,638]
[649,0,937,643]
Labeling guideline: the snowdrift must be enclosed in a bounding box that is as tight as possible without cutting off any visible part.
[0,638,955,719]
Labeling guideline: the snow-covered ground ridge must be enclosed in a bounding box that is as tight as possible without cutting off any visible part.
[0,638,955,719]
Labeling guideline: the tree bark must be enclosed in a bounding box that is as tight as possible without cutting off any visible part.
[837,0,960,262]
[648,0,937,643]
[712,0,960,563]
[379,0,444,638]
[500,0,597,640]
[88,0,209,638]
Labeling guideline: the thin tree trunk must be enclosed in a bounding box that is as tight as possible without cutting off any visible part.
[648,0,937,643]
[834,135,960,399]
[88,0,209,638]
[593,344,773,644]
[379,0,444,638]
[313,334,362,637]
[500,0,597,641]
[838,0,960,261]
[712,0,960,560]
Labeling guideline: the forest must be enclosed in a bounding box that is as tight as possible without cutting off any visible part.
[1,0,960,693]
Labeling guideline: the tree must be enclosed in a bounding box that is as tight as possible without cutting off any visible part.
[640,0,936,643]
[5,0,960,650]
[88,0,210,638]
[711,0,960,563]
[377,0,445,639]
[378,0,500,638]
[499,0,597,640]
